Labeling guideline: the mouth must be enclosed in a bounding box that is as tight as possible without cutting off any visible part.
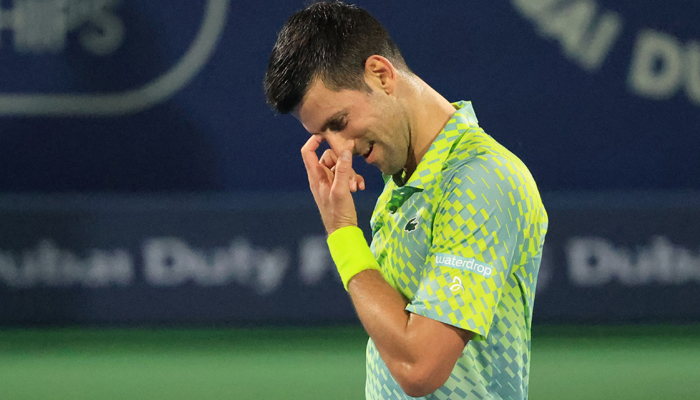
[362,142,375,160]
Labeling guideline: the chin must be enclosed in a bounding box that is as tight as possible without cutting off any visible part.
[381,165,403,176]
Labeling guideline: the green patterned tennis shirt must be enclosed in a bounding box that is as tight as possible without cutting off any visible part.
[366,101,548,399]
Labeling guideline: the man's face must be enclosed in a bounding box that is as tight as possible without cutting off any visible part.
[295,78,410,176]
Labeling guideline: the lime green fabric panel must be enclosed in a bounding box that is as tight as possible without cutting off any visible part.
[366,101,548,399]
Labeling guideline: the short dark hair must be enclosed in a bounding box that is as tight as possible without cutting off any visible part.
[264,1,409,114]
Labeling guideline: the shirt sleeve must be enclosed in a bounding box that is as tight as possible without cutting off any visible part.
[405,157,521,340]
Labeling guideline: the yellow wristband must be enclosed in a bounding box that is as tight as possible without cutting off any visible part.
[327,226,380,291]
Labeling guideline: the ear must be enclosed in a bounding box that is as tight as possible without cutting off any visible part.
[364,55,397,95]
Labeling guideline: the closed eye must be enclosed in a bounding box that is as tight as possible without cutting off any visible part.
[327,118,347,132]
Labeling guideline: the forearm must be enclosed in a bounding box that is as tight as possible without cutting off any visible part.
[327,227,470,396]
[347,270,462,397]
[347,270,414,367]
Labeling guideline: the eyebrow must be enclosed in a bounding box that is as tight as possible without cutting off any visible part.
[317,108,350,134]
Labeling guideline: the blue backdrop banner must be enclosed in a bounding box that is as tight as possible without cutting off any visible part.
[0,0,699,193]
[0,192,698,326]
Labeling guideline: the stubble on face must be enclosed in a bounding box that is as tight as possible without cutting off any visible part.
[295,78,411,176]
[376,101,412,176]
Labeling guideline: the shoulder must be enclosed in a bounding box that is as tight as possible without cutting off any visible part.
[441,142,514,191]
[436,132,546,225]
[441,131,535,193]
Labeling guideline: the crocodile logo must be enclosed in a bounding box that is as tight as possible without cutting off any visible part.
[404,217,418,233]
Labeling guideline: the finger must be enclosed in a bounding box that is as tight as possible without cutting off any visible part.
[331,160,361,192]
[331,142,354,196]
[301,135,325,179]
[336,165,358,192]
[305,164,332,199]
[319,149,338,170]
[357,174,366,191]
[320,163,334,185]
[326,149,360,191]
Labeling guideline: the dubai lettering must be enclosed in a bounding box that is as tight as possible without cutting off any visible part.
[0,240,133,288]
[435,253,494,278]
[511,0,623,71]
[298,235,340,285]
[567,236,700,287]
[143,237,290,294]
[628,30,700,106]
[512,0,700,108]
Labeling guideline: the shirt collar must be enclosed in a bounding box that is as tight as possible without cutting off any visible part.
[382,101,478,213]
[390,100,479,190]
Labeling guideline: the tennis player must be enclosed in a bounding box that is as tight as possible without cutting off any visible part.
[264,2,548,399]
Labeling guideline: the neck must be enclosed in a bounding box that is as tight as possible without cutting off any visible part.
[400,76,457,181]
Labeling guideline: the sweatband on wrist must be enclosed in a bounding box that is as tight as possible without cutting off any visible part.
[327,226,380,291]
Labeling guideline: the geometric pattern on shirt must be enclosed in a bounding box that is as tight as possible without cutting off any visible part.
[366,101,548,400]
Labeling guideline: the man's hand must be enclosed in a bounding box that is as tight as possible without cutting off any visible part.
[301,135,363,235]
[318,147,366,193]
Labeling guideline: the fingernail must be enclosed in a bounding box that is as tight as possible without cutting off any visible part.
[340,150,351,162]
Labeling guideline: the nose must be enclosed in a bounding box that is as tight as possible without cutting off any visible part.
[324,133,354,156]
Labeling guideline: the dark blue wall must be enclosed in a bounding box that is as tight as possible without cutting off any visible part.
[1,1,699,326]
[0,0,698,193]
[1,192,699,326]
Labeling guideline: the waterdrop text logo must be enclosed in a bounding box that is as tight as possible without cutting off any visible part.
[435,253,494,278]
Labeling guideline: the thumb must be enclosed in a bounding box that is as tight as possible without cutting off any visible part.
[333,143,353,188]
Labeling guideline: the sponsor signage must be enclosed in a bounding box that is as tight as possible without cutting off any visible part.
[0,0,698,195]
[435,254,494,278]
[0,0,230,116]
[0,192,698,326]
